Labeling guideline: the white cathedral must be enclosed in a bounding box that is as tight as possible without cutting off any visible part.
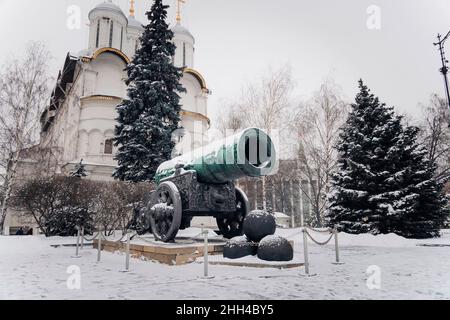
[41,0,210,181]
[3,0,211,234]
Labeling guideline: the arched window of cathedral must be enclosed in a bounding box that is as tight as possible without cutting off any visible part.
[96,20,100,48]
[104,139,113,155]
[109,20,114,47]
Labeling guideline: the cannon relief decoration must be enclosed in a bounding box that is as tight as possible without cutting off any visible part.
[138,128,277,243]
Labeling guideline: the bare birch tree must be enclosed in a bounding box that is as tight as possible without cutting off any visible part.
[291,78,348,226]
[216,102,246,136]
[213,65,295,212]
[0,42,51,233]
[418,94,450,183]
[238,65,295,211]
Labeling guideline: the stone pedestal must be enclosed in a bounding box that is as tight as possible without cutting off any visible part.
[93,237,225,266]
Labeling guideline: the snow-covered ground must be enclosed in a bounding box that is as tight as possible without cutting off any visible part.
[1,228,450,300]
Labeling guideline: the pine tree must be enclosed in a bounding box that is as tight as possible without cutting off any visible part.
[70,159,88,178]
[113,0,185,182]
[327,80,448,238]
[389,126,449,238]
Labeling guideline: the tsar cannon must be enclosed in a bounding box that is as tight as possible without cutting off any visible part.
[139,128,277,242]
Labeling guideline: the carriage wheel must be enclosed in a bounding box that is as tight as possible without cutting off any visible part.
[216,187,249,239]
[149,182,182,243]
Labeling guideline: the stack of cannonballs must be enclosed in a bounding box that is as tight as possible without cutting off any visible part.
[223,210,293,262]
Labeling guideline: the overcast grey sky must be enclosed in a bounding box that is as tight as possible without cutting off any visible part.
[1,0,450,123]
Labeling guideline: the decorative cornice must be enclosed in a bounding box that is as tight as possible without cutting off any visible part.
[184,68,209,93]
[78,97,210,125]
[83,47,131,64]
[181,110,210,126]
[81,95,124,103]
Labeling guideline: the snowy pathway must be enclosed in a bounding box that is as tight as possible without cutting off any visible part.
[1,229,450,300]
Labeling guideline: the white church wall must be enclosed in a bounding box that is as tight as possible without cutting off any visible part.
[40,65,84,167]
[88,129,104,155]
[80,101,118,121]
[180,75,204,114]
[39,4,210,180]
[124,29,141,59]
[194,92,208,116]
[79,122,118,163]
[78,130,89,158]
[78,95,119,166]
[5,2,213,234]
[88,10,127,52]
[91,53,127,97]
[104,129,114,138]
[179,116,209,152]
[62,83,84,163]
[173,35,194,68]
[99,18,110,49]
[82,69,97,97]
[179,80,197,113]
[40,92,72,167]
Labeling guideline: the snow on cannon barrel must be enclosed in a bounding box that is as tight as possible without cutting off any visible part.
[154,127,277,185]
[141,128,278,243]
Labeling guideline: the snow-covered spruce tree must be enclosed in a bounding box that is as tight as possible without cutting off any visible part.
[113,0,185,182]
[327,80,448,238]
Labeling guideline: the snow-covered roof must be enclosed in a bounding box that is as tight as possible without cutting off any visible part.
[89,1,127,20]
[172,23,195,42]
[74,49,92,58]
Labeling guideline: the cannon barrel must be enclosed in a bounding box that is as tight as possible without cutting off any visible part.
[155,128,277,184]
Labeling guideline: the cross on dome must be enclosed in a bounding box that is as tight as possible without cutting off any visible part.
[130,0,135,17]
[176,0,186,24]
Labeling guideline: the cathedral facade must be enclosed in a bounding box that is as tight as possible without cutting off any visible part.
[3,0,210,234]
[40,0,210,181]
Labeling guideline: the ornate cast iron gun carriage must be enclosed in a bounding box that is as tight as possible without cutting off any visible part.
[139,128,277,242]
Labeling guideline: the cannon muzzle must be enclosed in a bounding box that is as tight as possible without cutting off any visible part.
[155,128,277,184]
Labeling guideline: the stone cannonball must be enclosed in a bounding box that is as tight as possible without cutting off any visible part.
[223,236,258,259]
[257,235,294,262]
[243,210,276,242]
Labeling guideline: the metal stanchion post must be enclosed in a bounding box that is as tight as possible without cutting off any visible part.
[302,227,310,275]
[299,208,315,276]
[202,228,214,279]
[125,232,130,271]
[204,229,208,278]
[97,231,102,262]
[332,228,344,265]
[72,227,81,258]
[81,226,84,250]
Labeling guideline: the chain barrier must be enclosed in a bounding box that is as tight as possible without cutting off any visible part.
[305,229,334,246]
[82,232,100,242]
[102,232,128,244]
[283,226,330,240]
[306,226,334,234]
[82,231,128,243]
[301,226,343,276]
